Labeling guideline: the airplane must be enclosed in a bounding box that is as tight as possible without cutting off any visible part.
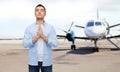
[57,11,120,52]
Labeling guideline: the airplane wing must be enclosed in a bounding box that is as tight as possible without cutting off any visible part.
[75,36,90,40]
[57,34,120,40]
[108,23,120,29]
[106,35,120,39]
[75,25,85,28]
[57,35,90,40]
[57,35,66,38]
[74,34,120,40]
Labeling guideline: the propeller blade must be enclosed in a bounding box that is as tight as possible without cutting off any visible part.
[104,20,110,35]
[109,23,120,28]
[68,21,74,31]
[75,25,85,28]
[107,38,119,48]
[63,30,67,33]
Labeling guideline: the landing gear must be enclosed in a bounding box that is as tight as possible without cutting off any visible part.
[71,44,76,50]
[70,40,76,50]
[94,47,99,52]
[94,39,99,52]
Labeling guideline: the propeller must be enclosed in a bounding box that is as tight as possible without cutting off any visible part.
[63,21,76,50]
[59,21,74,34]
[104,20,110,35]
[62,21,75,41]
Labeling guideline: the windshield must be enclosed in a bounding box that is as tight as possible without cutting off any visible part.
[87,21,94,27]
[95,22,102,26]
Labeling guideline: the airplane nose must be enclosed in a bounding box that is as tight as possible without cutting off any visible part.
[85,26,106,38]
[92,27,105,35]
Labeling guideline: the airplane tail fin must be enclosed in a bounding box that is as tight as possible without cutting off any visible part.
[97,9,99,19]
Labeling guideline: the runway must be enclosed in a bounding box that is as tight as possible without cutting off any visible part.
[0,39,120,72]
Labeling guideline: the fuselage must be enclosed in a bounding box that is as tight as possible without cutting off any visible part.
[84,19,108,39]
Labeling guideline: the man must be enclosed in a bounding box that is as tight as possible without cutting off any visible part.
[23,4,58,72]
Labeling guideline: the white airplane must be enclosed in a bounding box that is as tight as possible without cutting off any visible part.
[57,12,120,52]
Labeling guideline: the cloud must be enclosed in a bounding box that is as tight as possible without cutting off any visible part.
[41,0,120,12]
[0,0,35,20]
[0,0,120,38]
[91,0,120,11]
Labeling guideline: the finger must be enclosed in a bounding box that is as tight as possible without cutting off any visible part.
[38,26,40,30]
[39,25,43,30]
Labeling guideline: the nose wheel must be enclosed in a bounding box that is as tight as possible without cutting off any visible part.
[71,44,76,50]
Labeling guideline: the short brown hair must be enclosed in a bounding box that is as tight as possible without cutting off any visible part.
[35,4,46,13]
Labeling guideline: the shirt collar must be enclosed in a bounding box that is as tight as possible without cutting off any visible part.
[35,21,46,26]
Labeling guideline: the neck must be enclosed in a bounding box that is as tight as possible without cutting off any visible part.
[36,18,44,25]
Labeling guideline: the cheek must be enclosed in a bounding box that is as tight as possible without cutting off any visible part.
[43,13,46,16]
[35,12,40,17]
[34,13,36,16]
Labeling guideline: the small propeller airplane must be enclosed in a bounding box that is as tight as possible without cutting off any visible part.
[57,11,120,52]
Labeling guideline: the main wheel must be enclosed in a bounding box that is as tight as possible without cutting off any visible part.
[94,48,99,52]
[71,45,76,50]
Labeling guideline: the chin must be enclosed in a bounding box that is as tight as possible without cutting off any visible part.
[37,17,43,20]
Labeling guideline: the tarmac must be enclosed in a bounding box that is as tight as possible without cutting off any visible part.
[0,39,120,72]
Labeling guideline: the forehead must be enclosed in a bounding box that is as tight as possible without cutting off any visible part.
[35,6,45,10]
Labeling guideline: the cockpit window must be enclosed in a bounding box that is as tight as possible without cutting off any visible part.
[87,21,94,27]
[95,22,102,26]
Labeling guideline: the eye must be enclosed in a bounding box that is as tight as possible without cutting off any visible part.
[41,9,44,12]
[36,9,39,12]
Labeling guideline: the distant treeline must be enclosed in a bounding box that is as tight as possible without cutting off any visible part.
[0,38,23,40]
[0,37,64,40]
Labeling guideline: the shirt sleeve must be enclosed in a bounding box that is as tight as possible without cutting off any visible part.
[48,26,58,47]
[22,27,34,48]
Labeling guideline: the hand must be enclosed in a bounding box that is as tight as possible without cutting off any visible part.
[32,24,45,44]
[37,24,44,38]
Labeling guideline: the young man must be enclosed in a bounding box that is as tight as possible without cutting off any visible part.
[23,4,58,72]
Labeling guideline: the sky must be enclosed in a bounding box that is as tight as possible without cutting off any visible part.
[0,0,120,39]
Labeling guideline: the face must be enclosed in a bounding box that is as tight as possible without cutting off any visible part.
[35,6,46,20]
